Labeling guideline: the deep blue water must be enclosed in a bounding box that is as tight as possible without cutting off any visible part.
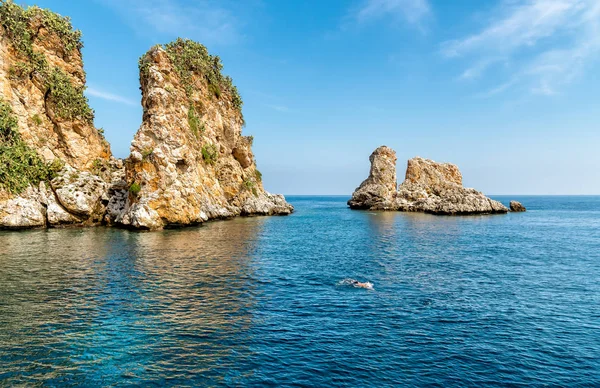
[1,196,599,386]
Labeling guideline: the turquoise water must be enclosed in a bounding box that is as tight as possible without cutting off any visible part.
[1,196,599,386]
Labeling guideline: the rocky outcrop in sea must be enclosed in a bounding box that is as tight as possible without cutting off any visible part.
[0,3,291,230]
[349,146,509,215]
[115,41,292,229]
[510,201,526,212]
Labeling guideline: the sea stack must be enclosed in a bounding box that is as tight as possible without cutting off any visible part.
[349,146,508,215]
[0,2,291,230]
[0,2,124,229]
[115,40,293,229]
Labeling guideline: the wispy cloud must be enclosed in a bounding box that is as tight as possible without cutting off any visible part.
[86,87,137,106]
[443,0,600,96]
[346,0,432,30]
[264,104,290,112]
[97,0,241,45]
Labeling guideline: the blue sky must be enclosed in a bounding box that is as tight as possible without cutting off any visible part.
[21,0,600,195]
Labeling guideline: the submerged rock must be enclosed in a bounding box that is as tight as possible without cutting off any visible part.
[117,41,292,230]
[510,201,526,212]
[349,146,508,215]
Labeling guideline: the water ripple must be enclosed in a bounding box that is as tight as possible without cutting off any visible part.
[0,196,599,386]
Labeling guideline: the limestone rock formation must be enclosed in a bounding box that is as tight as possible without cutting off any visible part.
[347,146,398,210]
[0,2,117,229]
[349,146,508,215]
[510,201,526,212]
[0,5,290,230]
[116,40,292,229]
[0,2,110,169]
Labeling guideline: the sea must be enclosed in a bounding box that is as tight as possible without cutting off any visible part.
[0,196,599,386]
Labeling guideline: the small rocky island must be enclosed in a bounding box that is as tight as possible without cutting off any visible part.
[349,146,509,215]
[0,2,292,230]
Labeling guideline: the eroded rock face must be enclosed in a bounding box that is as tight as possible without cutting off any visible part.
[510,201,526,212]
[51,166,107,219]
[117,42,292,229]
[347,146,398,210]
[0,187,46,229]
[0,6,110,170]
[0,3,116,229]
[349,147,508,215]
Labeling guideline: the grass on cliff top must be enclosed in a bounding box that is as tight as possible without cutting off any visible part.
[0,0,95,124]
[139,38,244,114]
[0,99,62,194]
[0,0,82,58]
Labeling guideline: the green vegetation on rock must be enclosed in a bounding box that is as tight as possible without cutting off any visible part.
[31,114,42,126]
[129,182,141,195]
[187,105,204,137]
[0,0,94,123]
[46,67,94,121]
[201,144,218,165]
[0,99,62,194]
[138,38,243,114]
[0,0,82,58]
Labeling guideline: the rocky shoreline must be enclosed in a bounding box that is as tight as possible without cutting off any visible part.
[0,2,292,230]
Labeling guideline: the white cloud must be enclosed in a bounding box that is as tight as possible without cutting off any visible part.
[356,0,431,24]
[86,88,137,106]
[443,0,600,96]
[348,0,431,29]
[264,104,290,112]
[98,0,240,45]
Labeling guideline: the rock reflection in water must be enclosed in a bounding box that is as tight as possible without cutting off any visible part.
[0,217,265,386]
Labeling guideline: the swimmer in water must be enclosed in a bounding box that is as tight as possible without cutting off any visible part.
[342,279,374,290]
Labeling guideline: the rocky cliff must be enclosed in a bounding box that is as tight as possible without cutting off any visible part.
[0,1,123,229]
[349,146,508,215]
[0,1,110,169]
[0,4,292,230]
[115,39,292,229]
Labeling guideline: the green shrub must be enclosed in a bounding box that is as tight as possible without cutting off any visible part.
[0,99,58,194]
[0,100,19,143]
[242,179,258,197]
[129,182,141,195]
[45,68,94,122]
[208,83,221,99]
[138,50,154,79]
[47,158,64,178]
[8,61,33,80]
[201,144,218,165]
[255,169,262,182]
[0,1,82,60]
[91,158,106,175]
[150,38,243,112]
[141,148,153,159]
[31,114,42,125]
[187,105,203,137]
[0,1,94,124]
